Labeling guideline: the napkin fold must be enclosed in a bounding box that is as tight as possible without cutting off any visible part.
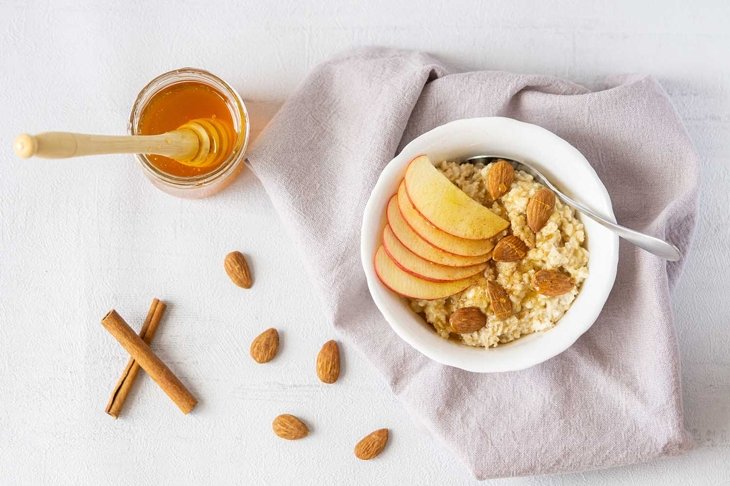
[248,47,698,479]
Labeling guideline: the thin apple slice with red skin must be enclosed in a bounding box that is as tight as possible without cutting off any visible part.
[382,225,487,282]
[386,196,491,267]
[404,155,509,240]
[397,181,493,257]
[374,246,475,300]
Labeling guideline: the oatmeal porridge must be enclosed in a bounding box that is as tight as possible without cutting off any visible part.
[409,160,589,348]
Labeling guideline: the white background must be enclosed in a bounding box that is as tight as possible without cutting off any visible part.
[1,1,728,484]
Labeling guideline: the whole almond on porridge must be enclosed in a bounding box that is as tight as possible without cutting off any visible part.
[492,235,529,262]
[354,428,389,460]
[487,159,515,200]
[486,281,513,320]
[449,307,486,333]
[526,188,556,233]
[272,414,309,440]
[316,340,340,384]
[224,251,253,289]
[532,269,574,296]
[250,328,279,363]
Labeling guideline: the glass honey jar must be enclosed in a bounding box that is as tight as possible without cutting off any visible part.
[129,68,249,198]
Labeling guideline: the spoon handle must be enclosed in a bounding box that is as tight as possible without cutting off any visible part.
[555,190,682,261]
[13,130,198,160]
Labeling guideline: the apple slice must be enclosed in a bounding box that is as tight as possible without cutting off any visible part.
[397,181,493,257]
[382,225,486,282]
[405,155,509,240]
[374,246,475,300]
[386,196,491,267]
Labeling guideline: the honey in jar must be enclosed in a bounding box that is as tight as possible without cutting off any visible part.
[130,68,249,198]
[138,82,237,177]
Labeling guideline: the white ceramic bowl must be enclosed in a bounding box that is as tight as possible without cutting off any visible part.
[361,117,619,373]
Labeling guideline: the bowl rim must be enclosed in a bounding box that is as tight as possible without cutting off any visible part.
[360,117,619,373]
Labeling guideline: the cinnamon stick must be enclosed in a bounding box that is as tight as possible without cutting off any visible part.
[105,298,167,418]
[101,309,197,414]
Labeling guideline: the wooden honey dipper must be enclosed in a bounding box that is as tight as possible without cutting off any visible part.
[14,118,232,167]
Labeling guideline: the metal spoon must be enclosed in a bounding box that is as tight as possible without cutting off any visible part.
[465,156,681,261]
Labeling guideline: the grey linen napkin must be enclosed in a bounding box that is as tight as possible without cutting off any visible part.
[248,47,698,479]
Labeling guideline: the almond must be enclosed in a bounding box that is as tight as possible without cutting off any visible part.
[449,307,486,334]
[532,269,574,296]
[492,235,528,262]
[486,281,513,320]
[224,251,253,289]
[354,428,389,460]
[316,340,340,384]
[526,188,556,233]
[272,414,309,440]
[250,328,279,363]
[487,160,515,200]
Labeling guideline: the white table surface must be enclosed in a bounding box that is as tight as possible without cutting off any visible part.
[1,1,728,484]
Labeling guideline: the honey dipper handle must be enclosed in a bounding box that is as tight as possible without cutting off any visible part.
[13,130,199,160]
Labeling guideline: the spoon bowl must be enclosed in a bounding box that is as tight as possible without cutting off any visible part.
[465,155,681,261]
[175,118,233,167]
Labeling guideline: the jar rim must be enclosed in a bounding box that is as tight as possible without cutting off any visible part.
[128,67,250,189]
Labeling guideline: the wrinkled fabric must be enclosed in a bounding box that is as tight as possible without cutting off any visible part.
[248,47,698,479]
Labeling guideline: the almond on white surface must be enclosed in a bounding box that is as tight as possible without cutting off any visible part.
[272,414,309,440]
[316,340,340,384]
[249,328,280,363]
[354,428,389,460]
[224,251,253,288]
